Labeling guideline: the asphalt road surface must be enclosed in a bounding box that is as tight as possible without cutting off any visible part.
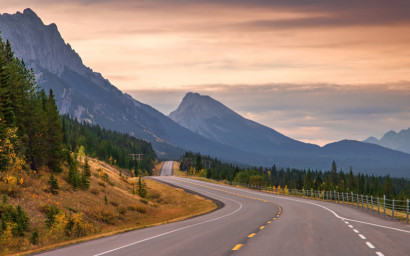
[160,161,174,176]
[35,162,410,256]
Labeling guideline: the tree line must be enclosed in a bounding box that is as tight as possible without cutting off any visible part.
[180,152,410,200]
[0,33,155,177]
[62,115,155,175]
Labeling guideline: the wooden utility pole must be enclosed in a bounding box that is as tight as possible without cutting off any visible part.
[130,153,143,162]
[204,160,212,169]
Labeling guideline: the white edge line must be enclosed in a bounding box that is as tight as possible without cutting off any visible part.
[93,184,243,256]
[181,177,410,235]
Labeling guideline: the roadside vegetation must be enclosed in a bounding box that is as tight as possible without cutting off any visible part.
[0,35,216,255]
[179,152,410,200]
[0,156,216,255]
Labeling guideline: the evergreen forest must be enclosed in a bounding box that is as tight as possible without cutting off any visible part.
[180,152,410,200]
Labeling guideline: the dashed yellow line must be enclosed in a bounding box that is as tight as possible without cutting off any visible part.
[232,244,243,250]
[180,179,284,252]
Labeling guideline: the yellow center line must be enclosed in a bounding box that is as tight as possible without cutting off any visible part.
[232,244,244,250]
[260,226,265,229]
[267,221,272,224]
[248,233,256,238]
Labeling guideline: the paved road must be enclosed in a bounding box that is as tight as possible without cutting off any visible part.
[159,161,174,176]
[35,164,410,256]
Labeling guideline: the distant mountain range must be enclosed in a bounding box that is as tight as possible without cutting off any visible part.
[1,9,409,177]
[0,8,256,162]
[364,129,410,154]
[169,93,410,177]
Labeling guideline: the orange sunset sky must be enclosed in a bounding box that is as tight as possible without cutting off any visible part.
[1,0,410,145]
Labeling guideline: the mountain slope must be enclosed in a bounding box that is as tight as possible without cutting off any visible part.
[170,93,410,177]
[169,92,320,155]
[0,9,259,163]
[364,128,410,154]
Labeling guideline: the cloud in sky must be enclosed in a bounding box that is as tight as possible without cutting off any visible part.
[1,0,410,145]
[2,0,410,89]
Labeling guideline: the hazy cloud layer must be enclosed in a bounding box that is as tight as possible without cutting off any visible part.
[2,0,410,89]
[126,82,410,146]
[2,1,410,145]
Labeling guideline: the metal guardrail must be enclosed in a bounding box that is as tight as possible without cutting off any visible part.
[212,180,410,224]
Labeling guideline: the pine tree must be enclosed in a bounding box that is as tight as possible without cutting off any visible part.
[195,155,203,171]
[68,153,80,189]
[81,171,90,190]
[137,177,147,198]
[45,205,59,228]
[348,167,356,192]
[45,89,63,172]
[48,173,59,194]
[30,230,39,245]
[83,158,91,177]
[331,161,339,187]
[383,175,395,198]
[15,205,29,236]
[304,170,312,190]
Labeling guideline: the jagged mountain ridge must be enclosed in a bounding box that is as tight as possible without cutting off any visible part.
[364,128,410,154]
[0,8,262,162]
[170,92,410,177]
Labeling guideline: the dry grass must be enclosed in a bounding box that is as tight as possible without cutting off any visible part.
[1,158,216,256]
[172,162,188,177]
[152,161,165,176]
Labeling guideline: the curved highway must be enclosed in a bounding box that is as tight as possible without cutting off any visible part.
[35,162,410,256]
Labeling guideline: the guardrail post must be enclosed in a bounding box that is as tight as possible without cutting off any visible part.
[383,195,386,217]
[342,192,344,204]
[351,192,353,206]
[392,199,395,220]
[366,195,369,212]
[357,194,359,208]
[371,196,373,214]
[361,194,364,209]
[407,199,409,224]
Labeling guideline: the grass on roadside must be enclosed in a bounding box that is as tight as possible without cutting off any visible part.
[1,158,216,256]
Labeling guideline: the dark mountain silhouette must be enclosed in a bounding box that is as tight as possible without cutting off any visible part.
[170,93,410,177]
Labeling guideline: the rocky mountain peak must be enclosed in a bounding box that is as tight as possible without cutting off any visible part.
[170,92,240,122]
[0,9,84,76]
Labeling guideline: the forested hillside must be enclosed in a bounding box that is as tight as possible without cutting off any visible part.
[0,37,64,173]
[62,115,155,175]
[180,152,410,200]
[0,34,157,254]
